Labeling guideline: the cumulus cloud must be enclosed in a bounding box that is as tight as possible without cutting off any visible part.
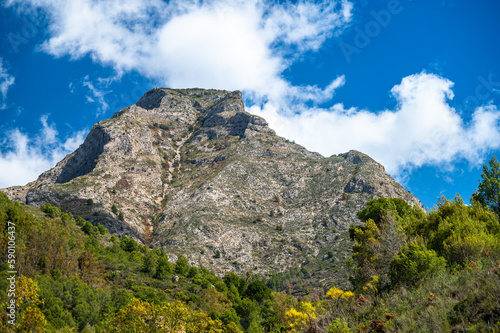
[0,58,15,109]
[5,0,352,102]
[0,116,87,187]
[249,72,500,177]
[4,0,499,181]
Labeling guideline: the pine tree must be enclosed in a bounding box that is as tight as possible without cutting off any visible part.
[472,155,500,215]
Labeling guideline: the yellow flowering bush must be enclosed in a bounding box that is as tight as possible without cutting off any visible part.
[326,287,355,301]
[285,301,319,332]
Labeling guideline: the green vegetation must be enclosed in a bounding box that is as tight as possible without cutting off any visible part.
[111,204,118,215]
[0,193,289,332]
[1,156,499,332]
[472,155,500,215]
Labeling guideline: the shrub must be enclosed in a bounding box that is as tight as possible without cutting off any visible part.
[81,221,99,237]
[141,253,156,274]
[357,198,422,224]
[75,217,86,226]
[120,237,139,252]
[245,280,271,303]
[97,223,108,235]
[41,204,61,218]
[154,256,173,280]
[187,266,199,278]
[175,255,190,276]
[389,241,446,286]
[419,196,500,265]
[328,318,352,333]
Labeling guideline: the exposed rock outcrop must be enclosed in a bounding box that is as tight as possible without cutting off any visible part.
[2,87,421,289]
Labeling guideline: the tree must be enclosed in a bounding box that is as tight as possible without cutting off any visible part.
[245,280,271,303]
[357,197,419,225]
[174,254,190,276]
[97,223,108,235]
[142,252,156,274]
[154,256,173,280]
[422,195,500,265]
[472,155,500,215]
[187,266,199,278]
[16,276,47,332]
[120,237,139,252]
[349,212,406,291]
[389,241,446,287]
[111,204,118,215]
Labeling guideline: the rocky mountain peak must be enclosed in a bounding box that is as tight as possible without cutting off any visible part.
[2,88,421,286]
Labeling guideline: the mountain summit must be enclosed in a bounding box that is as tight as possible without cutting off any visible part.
[2,88,420,280]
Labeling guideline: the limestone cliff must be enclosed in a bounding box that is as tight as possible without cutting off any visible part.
[2,88,420,287]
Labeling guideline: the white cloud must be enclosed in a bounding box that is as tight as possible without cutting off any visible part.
[263,0,353,52]
[249,72,500,177]
[286,75,346,105]
[83,75,110,115]
[5,0,352,102]
[0,58,15,109]
[0,116,86,187]
[5,0,499,181]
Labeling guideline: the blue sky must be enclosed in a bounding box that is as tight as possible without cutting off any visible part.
[1,0,500,209]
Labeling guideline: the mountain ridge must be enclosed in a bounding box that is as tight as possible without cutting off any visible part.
[2,87,420,284]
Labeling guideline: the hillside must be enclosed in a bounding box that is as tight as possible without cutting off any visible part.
[1,188,499,332]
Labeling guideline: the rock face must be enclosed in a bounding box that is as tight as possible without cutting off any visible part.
[2,88,420,282]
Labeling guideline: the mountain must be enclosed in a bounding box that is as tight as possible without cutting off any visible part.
[2,88,420,282]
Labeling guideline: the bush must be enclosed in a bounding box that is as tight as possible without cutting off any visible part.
[357,198,422,224]
[175,255,190,276]
[187,266,199,278]
[97,223,108,235]
[245,280,271,303]
[328,318,352,333]
[81,221,99,237]
[389,241,446,286]
[142,253,156,274]
[41,204,61,218]
[154,256,173,280]
[418,196,500,265]
[120,237,139,252]
[75,217,86,226]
